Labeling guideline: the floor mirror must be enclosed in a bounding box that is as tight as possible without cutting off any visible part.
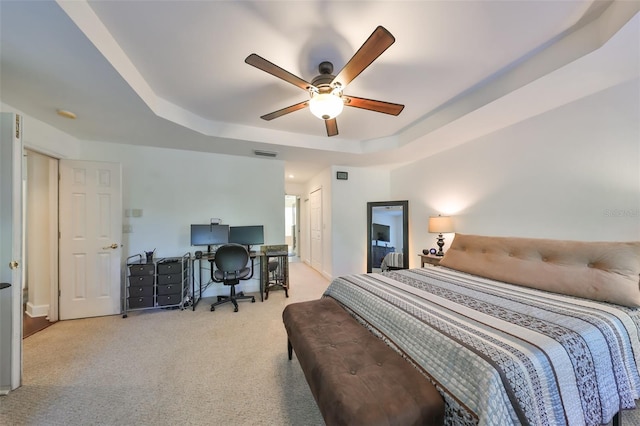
[366,200,409,273]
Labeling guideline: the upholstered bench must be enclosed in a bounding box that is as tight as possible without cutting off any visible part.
[282,297,445,426]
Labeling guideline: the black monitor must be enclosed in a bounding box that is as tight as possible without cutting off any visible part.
[372,223,390,242]
[190,224,229,251]
[229,225,264,248]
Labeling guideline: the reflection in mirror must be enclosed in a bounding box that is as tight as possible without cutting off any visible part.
[367,201,409,273]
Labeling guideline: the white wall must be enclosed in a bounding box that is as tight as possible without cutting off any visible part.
[2,102,286,296]
[303,168,331,277]
[301,165,391,279]
[1,103,82,159]
[330,166,390,277]
[391,79,640,267]
[73,140,285,295]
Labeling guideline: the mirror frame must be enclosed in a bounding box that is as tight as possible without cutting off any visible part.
[367,200,409,273]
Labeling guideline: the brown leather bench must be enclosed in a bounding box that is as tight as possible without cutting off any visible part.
[282,297,445,426]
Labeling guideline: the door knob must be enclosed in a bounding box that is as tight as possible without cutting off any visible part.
[9,260,19,269]
[103,243,120,250]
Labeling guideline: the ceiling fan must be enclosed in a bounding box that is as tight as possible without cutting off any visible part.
[245,26,404,137]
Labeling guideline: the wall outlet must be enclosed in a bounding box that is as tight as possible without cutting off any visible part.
[123,224,133,233]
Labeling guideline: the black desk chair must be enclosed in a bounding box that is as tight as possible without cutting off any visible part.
[210,244,255,312]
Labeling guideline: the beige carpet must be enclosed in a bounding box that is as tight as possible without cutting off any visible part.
[2,261,639,425]
[1,261,327,426]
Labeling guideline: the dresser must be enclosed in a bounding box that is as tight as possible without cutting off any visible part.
[372,245,394,268]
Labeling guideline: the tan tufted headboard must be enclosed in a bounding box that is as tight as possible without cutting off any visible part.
[439,233,640,307]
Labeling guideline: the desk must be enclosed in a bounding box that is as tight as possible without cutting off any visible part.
[190,251,262,309]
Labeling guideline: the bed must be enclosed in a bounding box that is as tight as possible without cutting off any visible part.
[322,233,640,425]
[380,252,404,271]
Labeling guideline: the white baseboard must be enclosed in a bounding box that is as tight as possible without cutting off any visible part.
[25,302,49,318]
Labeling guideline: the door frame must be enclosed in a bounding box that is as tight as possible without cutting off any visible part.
[309,187,323,273]
[24,149,60,323]
[1,113,24,392]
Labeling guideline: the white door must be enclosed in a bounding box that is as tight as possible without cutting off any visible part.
[310,188,322,272]
[0,112,24,392]
[59,160,122,320]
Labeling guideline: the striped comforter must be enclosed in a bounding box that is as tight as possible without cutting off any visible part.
[323,267,640,426]
[381,252,403,271]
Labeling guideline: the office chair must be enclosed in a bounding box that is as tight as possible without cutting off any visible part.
[210,243,255,312]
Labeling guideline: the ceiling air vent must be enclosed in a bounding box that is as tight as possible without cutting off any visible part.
[253,149,278,158]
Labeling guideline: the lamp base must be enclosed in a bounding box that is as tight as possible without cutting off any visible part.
[435,234,445,256]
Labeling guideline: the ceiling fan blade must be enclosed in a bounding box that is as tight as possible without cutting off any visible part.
[343,95,404,116]
[332,26,395,88]
[246,54,313,91]
[260,100,309,121]
[325,118,338,137]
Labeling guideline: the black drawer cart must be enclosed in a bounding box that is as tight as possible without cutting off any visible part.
[122,253,191,318]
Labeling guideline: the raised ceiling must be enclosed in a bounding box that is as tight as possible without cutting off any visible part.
[1,1,638,183]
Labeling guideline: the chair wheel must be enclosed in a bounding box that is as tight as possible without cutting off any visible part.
[238,291,244,296]
[234,307,238,312]
[211,306,215,311]
[251,297,255,303]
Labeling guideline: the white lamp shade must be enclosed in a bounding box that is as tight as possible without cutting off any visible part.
[309,93,344,120]
[428,216,453,233]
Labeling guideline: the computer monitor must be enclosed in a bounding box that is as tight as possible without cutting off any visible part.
[229,225,264,249]
[190,224,229,251]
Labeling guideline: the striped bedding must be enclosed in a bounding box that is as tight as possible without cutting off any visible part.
[381,252,403,271]
[322,266,640,426]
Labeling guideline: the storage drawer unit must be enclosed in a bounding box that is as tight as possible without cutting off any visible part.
[122,253,190,318]
[155,258,188,309]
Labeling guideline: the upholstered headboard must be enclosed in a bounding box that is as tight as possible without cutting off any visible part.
[439,233,640,307]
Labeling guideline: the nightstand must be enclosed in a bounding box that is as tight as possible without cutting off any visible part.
[419,254,441,267]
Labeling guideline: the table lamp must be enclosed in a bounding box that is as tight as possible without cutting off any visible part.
[428,215,453,256]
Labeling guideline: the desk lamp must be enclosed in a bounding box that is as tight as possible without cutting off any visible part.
[428,215,453,257]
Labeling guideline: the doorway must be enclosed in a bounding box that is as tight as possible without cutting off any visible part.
[23,149,59,336]
[367,201,409,273]
[285,194,298,257]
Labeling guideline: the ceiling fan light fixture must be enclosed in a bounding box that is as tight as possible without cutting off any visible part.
[309,92,344,120]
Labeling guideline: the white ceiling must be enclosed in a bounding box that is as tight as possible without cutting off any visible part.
[1,1,638,184]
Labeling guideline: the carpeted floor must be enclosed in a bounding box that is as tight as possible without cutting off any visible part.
[2,261,640,425]
[2,261,327,426]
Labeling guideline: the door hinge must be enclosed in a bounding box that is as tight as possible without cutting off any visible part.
[58,289,61,297]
